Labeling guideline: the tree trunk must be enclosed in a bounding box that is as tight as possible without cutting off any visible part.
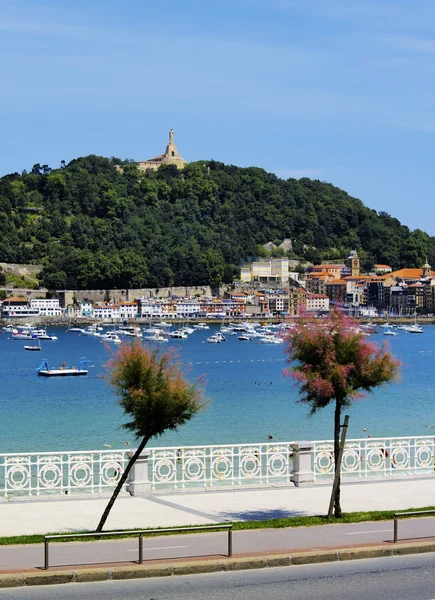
[96,436,150,532]
[333,401,342,518]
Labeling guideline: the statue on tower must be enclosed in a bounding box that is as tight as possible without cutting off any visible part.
[169,129,174,144]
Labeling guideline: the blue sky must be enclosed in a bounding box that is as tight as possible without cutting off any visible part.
[1,0,434,232]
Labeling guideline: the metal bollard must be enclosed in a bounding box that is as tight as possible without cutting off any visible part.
[393,517,398,543]
[228,527,232,557]
[44,539,49,570]
[139,534,143,564]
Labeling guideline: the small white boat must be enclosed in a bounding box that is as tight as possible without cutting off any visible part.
[207,332,227,343]
[119,327,143,338]
[36,332,58,341]
[24,341,42,351]
[36,359,91,377]
[144,333,168,343]
[384,330,398,336]
[194,323,210,330]
[3,326,17,333]
[169,329,189,339]
[238,334,251,341]
[101,331,122,344]
[12,332,33,340]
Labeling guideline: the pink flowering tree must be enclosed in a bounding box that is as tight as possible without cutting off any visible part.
[284,310,400,518]
[96,342,206,532]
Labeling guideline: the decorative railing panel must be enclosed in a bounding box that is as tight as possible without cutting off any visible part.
[313,436,435,480]
[1,436,435,497]
[1,450,129,497]
[148,442,296,490]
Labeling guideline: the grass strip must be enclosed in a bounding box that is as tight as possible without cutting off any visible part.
[1,506,435,546]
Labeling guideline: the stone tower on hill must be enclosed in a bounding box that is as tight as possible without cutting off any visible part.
[135,129,186,172]
[347,250,360,277]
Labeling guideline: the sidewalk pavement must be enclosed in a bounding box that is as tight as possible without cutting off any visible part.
[2,477,435,537]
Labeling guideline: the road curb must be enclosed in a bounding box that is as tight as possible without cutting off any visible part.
[1,541,435,588]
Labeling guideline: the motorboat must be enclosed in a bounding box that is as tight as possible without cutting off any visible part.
[101,331,122,344]
[3,326,17,333]
[24,341,42,351]
[144,333,168,343]
[405,324,424,333]
[207,332,227,343]
[12,331,33,340]
[169,329,189,339]
[82,325,101,336]
[35,331,58,341]
[384,330,398,336]
[238,334,251,341]
[258,335,284,344]
[36,359,91,377]
[119,326,143,338]
[194,323,210,330]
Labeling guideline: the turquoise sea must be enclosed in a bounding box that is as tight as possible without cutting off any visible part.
[0,325,434,453]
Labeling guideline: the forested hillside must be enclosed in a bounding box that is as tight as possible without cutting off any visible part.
[0,156,433,289]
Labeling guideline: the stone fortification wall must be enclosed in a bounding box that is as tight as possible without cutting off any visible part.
[0,263,42,277]
[0,288,47,299]
[71,286,214,303]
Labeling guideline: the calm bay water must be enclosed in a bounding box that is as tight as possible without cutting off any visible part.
[0,325,434,453]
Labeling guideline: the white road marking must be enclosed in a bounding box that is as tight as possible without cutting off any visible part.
[126,545,187,552]
[345,530,391,535]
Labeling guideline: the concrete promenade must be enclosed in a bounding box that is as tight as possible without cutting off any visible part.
[2,477,435,537]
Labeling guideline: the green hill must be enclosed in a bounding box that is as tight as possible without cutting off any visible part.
[0,156,432,289]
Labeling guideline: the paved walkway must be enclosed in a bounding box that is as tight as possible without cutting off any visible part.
[2,478,435,536]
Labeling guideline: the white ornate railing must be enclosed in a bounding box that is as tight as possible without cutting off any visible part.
[1,436,434,497]
[313,436,435,480]
[148,442,296,490]
[0,450,130,497]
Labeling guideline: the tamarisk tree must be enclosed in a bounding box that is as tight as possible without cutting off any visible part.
[96,342,206,532]
[284,310,400,518]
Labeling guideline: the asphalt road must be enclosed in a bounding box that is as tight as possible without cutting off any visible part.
[2,517,435,570]
[3,554,435,599]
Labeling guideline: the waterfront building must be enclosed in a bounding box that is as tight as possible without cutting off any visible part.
[1,297,39,318]
[325,279,347,303]
[29,298,62,317]
[93,303,120,320]
[306,293,329,312]
[118,301,140,320]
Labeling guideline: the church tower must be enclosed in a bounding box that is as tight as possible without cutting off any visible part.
[348,250,360,277]
[422,257,432,279]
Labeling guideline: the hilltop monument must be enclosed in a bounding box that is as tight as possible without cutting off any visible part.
[135,129,186,172]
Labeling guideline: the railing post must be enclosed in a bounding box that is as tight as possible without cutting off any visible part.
[394,516,398,543]
[228,527,233,557]
[44,538,49,570]
[139,534,143,564]
[126,450,151,496]
[291,442,314,487]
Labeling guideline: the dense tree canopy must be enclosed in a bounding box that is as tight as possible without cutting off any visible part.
[0,156,433,289]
